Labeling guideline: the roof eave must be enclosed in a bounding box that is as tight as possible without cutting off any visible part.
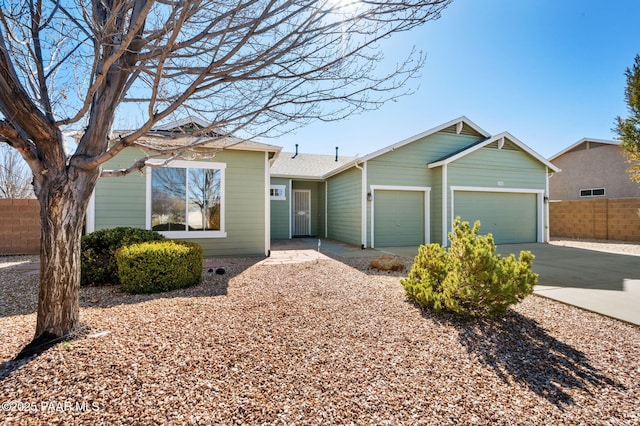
[355,116,490,165]
[548,138,620,161]
[427,132,561,172]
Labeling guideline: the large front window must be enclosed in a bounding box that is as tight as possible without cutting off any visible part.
[146,160,226,237]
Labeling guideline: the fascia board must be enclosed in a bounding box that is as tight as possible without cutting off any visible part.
[428,132,561,172]
[324,116,490,179]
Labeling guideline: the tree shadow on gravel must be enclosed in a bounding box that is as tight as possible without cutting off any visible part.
[0,262,250,318]
[451,310,625,408]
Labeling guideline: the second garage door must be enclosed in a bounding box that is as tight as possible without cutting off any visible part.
[374,190,425,247]
[454,191,538,244]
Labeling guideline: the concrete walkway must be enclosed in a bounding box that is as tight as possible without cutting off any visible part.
[270,239,640,326]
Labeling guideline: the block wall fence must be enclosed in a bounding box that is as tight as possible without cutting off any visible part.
[0,199,40,255]
[549,197,640,241]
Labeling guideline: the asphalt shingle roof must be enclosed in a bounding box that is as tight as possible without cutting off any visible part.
[270,152,357,179]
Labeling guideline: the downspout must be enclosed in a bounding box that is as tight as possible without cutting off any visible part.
[545,168,553,243]
[265,152,271,256]
[288,179,293,239]
[354,161,367,249]
[441,164,448,246]
[86,190,96,233]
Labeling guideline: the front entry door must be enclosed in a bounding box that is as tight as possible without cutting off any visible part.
[292,190,311,236]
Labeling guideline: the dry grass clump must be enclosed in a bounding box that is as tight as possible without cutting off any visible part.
[369,255,405,271]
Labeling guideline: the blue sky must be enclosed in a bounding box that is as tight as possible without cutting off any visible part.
[270,0,640,159]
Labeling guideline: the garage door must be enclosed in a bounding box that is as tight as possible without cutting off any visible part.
[374,190,425,247]
[454,191,537,244]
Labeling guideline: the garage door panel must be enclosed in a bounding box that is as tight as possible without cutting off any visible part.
[454,191,537,244]
[374,190,425,247]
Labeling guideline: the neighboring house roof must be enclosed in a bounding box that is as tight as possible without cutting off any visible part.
[548,138,619,161]
[428,132,561,172]
[135,134,281,155]
[270,152,357,179]
[68,118,282,156]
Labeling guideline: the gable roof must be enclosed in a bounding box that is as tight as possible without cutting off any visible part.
[325,116,491,178]
[428,132,561,172]
[270,152,357,179]
[548,138,619,161]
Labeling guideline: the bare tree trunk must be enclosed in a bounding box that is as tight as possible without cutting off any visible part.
[17,167,99,358]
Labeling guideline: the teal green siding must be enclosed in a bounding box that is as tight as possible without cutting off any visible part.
[454,192,537,244]
[447,147,546,189]
[94,148,147,229]
[364,132,482,245]
[327,167,361,246]
[445,146,546,243]
[270,177,290,239]
[94,148,268,257]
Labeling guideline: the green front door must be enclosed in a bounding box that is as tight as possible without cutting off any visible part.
[454,191,537,244]
[374,190,425,247]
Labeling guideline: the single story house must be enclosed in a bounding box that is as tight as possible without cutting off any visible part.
[271,116,560,247]
[88,116,559,257]
[86,119,281,257]
[548,138,640,200]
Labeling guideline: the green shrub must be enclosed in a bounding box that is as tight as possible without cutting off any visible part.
[116,240,203,294]
[401,217,538,319]
[81,227,165,286]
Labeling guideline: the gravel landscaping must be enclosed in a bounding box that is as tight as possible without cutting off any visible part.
[1,251,639,425]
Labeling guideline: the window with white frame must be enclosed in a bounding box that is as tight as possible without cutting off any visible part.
[147,160,226,237]
[270,184,286,200]
[579,188,605,198]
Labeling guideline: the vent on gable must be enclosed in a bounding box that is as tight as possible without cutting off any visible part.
[486,139,519,151]
[441,123,480,137]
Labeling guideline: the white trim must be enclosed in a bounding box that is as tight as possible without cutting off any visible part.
[145,160,227,239]
[269,184,286,200]
[428,132,560,172]
[369,185,431,248]
[86,189,96,233]
[288,179,292,239]
[450,186,545,244]
[441,164,448,246]
[578,187,606,197]
[545,167,550,243]
[354,161,367,248]
[146,159,227,170]
[324,181,328,239]
[265,152,270,256]
[362,162,367,248]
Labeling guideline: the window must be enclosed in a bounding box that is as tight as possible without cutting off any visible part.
[146,160,226,238]
[270,185,286,200]
[579,188,606,197]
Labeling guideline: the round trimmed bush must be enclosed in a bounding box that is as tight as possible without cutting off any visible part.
[116,240,203,294]
[81,227,165,286]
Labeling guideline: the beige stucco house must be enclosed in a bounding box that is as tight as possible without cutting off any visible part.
[549,138,640,200]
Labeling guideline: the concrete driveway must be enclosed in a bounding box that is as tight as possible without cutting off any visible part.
[499,244,640,325]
